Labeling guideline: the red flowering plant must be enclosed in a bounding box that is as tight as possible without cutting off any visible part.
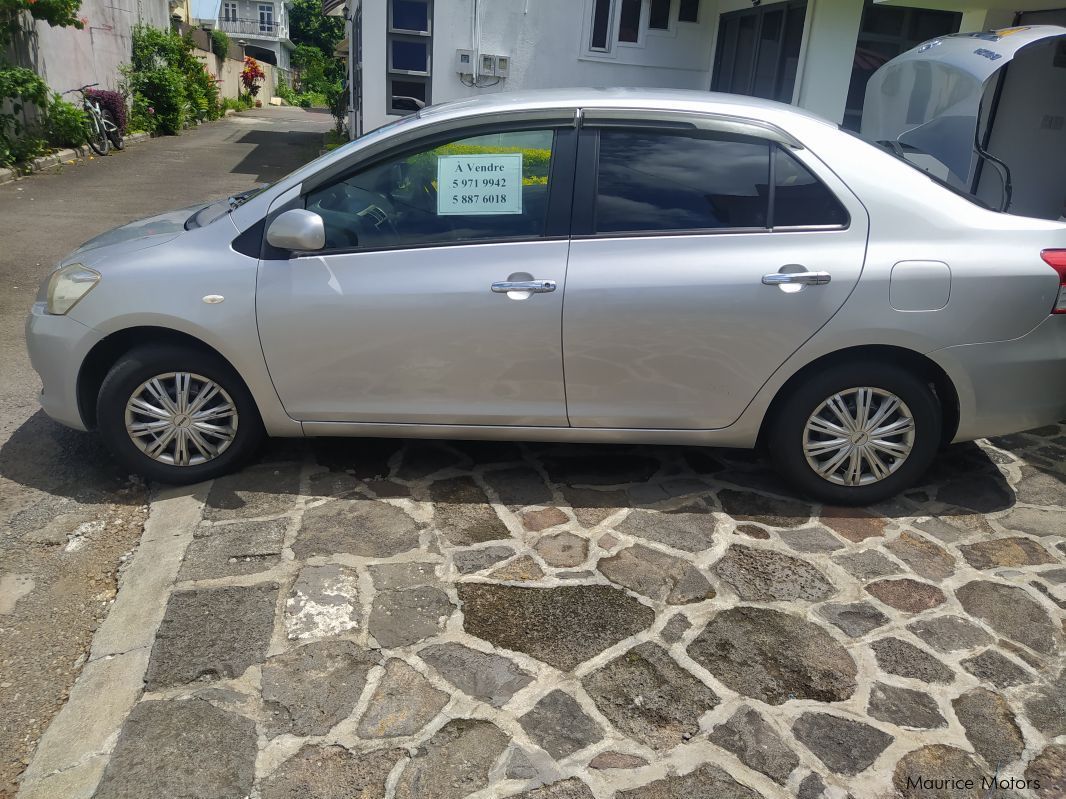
[240,56,265,97]
[85,87,127,133]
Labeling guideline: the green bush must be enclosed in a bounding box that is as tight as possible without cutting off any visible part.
[275,76,299,106]
[0,65,51,166]
[209,28,230,58]
[45,94,88,147]
[122,25,221,135]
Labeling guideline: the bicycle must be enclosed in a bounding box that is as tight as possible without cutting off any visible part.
[62,83,123,156]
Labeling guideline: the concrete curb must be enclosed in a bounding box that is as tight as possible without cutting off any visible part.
[17,484,208,799]
[0,132,152,187]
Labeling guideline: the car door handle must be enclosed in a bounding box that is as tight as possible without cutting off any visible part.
[761,271,832,286]
[491,280,557,294]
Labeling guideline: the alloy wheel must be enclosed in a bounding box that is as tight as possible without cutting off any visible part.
[124,372,238,466]
[802,386,915,487]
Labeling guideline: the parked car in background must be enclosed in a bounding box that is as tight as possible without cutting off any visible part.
[26,89,1066,504]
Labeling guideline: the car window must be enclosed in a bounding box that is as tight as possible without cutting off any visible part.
[773,147,848,227]
[305,129,555,251]
[593,129,771,234]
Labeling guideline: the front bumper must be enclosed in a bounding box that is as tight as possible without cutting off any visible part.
[931,314,1066,442]
[25,302,102,431]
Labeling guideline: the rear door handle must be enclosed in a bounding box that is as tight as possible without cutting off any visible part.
[491,280,557,294]
[761,271,832,286]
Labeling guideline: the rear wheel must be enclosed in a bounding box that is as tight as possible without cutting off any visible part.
[766,362,941,505]
[97,345,264,484]
[86,112,109,155]
[103,109,124,150]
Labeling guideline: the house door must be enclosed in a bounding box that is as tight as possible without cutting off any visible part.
[712,1,807,103]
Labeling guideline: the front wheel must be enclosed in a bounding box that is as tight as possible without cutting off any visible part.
[86,112,109,155]
[766,362,942,506]
[97,345,265,484]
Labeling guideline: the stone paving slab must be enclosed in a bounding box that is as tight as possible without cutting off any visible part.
[18,425,1066,799]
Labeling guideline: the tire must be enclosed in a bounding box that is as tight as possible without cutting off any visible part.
[103,110,124,150]
[96,345,265,484]
[766,362,941,506]
[86,113,109,155]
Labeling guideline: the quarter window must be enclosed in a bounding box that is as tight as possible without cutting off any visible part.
[593,129,771,233]
[773,147,848,227]
[306,129,556,251]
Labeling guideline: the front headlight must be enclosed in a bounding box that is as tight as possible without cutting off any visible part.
[47,264,100,315]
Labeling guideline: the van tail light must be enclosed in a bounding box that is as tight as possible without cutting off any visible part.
[1042,249,1066,314]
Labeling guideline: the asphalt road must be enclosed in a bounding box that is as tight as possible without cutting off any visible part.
[0,106,331,797]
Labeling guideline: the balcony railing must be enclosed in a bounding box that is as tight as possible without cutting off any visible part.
[218,18,282,37]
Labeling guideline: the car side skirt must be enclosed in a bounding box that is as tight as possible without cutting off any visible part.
[299,421,759,448]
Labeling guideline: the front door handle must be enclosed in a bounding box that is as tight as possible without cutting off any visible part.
[761,271,832,286]
[491,280,557,294]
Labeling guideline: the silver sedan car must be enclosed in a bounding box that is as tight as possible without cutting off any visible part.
[25,89,1066,504]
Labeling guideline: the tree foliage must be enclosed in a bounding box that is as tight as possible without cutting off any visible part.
[0,0,83,48]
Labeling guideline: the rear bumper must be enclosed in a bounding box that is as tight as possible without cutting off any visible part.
[25,302,102,431]
[931,314,1066,442]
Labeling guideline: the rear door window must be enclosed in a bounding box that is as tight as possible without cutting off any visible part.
[593,129,771,233]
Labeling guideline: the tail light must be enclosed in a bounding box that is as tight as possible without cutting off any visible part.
[1041,250,1066,314]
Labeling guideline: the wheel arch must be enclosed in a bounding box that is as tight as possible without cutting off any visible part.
[757,344,960,449]
[77,326,251,430]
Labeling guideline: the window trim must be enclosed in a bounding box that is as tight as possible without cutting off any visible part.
[571,125,851,239]
[387,76,431,116]
[388,0,432,35]
[588,0,615,52]
[388,34,432,76]
[258,3,274,31]
[677,0,699,24]
[294,123,578,258]
[387,0,433,116]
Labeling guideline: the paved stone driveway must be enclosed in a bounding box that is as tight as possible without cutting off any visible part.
[39,427,1066,797]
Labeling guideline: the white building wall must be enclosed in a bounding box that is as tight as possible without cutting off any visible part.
[357,0,1039,136]
[362,0,716,132]
[7,0,171,95]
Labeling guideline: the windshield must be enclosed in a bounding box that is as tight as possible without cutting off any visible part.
[185,186,269,230]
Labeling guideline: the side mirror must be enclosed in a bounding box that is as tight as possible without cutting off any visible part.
[266,209,326,251]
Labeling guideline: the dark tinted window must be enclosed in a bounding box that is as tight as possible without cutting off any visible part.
[590,0,611,49]
[391,0,429,31]
[649,0,671,29]
[306,129,555,250]
[679,0,699,22]
[773,147,848,227]
[391,38,429,72]
[594,130,771,233]
[619,0,641,42]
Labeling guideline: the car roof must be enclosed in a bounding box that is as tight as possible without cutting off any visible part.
[417,87,836,129]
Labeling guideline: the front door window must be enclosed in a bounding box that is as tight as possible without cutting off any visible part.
[305,128,556,251]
